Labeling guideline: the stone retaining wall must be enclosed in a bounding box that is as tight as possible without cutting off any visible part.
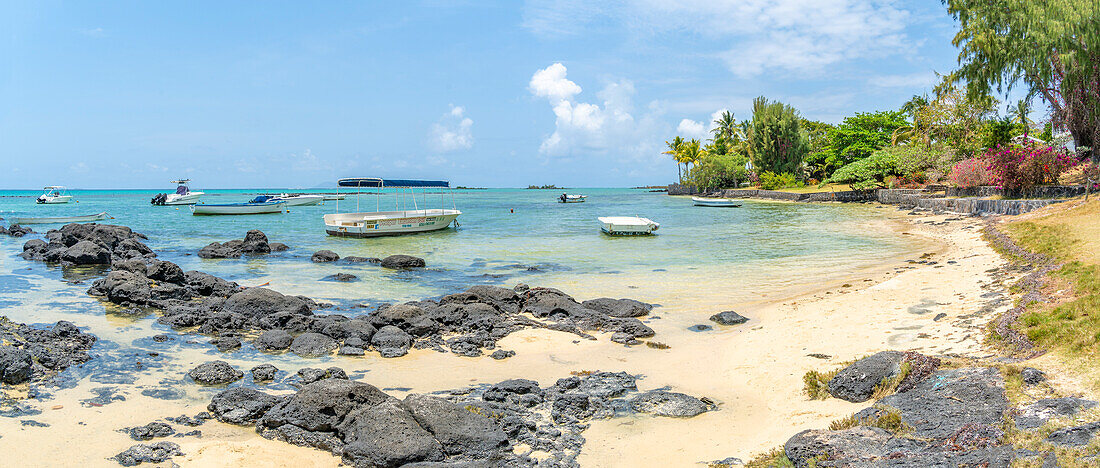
[667,183,697,196]
[945,185,1089,199]
[680,187,1070,216]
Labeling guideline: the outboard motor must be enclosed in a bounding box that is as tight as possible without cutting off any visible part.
[151,193,168,205]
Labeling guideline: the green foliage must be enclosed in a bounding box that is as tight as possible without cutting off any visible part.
[758,171,800,190]
[687,151,749,190]
[980,117,1025,149]
[826,149,905,190]
[944,0,1100,160]
[801,119,836,179]
[750,97,810,175]
[825,110,910,169]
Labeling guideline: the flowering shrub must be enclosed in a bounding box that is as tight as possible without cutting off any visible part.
[949,157,995,188]
[984,144,1076,189]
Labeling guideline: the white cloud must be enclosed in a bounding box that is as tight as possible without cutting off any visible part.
[70,162,89,173]
[429,104,474,152]
[523,0,911,78]
[676,119,706,139]
[529,63,666,161]
[528,63,582,101]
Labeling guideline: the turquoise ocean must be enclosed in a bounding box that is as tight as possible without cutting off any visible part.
[0,187,919,308]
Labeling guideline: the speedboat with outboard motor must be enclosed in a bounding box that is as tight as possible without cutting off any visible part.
[151,179,204,205]
[36,186,73,204]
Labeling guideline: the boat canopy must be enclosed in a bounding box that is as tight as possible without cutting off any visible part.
[250,195,274,203]
[338,178,449,188]
[43,186,66,190]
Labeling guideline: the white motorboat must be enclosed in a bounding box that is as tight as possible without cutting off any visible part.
[264,193,324,206]
[152,179,204,205]
[322,194,346,201]
[324,178,461,237]
[191,198,286,215]
[36,186,73,204]
[692,196,742,207]
[558,194,587,203]
[9,212,109,224]
[598,216,659,236]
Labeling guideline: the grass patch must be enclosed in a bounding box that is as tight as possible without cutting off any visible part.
[803,369,839,400]
[827,406,911,434]
[998,198,1100,391]
[870,362,911,400]
[743,447,795,468]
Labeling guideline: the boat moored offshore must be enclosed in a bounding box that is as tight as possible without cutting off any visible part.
[9,212,109,224]
[191,198,287,215]
[598,216,659,236]
[558,193,587,203]
[324,178,461,237]
[37,186,73,204]
[263,193,325,206]
[152,179,204,205]
[692,196,742,207]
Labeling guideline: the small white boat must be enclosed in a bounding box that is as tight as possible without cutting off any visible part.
[36,186,73,204]
[152,179,204,205]
[692,196,742,207]
[558,194,587,203]
[325,178,461,237]
[9,212,109,224]
[322,194,346,201]
[191,199,286,215]
[264,194,324,206]
[598,216,659,236]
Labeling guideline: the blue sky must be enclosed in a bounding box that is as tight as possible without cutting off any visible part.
[2,1,969,189]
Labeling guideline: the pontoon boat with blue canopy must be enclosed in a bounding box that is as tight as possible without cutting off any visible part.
[324,178,461,237]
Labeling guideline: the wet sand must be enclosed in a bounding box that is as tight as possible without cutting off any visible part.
[0,211,1007,467]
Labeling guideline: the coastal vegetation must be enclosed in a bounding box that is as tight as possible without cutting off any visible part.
[1003,198,1100,389]
[664,1,1099,195]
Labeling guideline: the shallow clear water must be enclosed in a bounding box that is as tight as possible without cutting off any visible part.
[1,188,915,305]
[0,187,930,465]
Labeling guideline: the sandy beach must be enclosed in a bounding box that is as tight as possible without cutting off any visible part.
[0,208,1014,467]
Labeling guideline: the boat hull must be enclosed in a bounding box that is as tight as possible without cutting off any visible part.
[9,212,109,224]
[324,209,461,237]
[598,216,659,236]
[37,196,73,204]
[273,195,324,206]
[692,197,742,207]
[191,202,286,215]
[165,193,204,205]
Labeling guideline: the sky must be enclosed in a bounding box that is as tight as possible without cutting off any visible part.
[1,0,973,189]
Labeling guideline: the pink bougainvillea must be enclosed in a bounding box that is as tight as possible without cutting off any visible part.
[983,144,1077,189]
[949,158,995,188]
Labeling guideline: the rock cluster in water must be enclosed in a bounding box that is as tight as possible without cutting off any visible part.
[207,371,714,467]
[1,224,34,237]
[0,317,97,385]
[198,230,288,258]
[16,223,660,359]
[18,223,153,265]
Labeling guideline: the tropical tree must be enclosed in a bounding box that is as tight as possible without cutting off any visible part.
[749,97,809,175]
[679,139,704,172]
[800,119,836,180]
[711,111,738,143]
[1010,99,1033,136]
[663,136,686,181]
[944,0,1100,160]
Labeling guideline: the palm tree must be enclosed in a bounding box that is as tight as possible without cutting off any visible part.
[663,136,686,181]
[711,111,737,143]
[679,139,703,173]
[1011,99,1033,136]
